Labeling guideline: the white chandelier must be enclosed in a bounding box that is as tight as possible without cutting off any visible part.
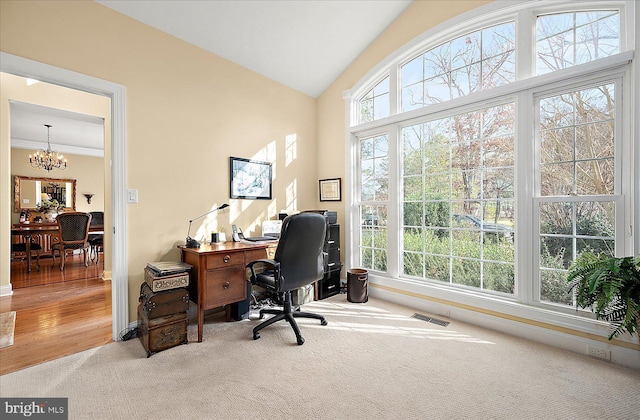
[29,124,67,172]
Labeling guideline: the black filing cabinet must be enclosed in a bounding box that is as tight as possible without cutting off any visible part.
[317,212,342,300]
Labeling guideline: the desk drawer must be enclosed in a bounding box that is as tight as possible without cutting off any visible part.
[206,251,244,269]
[205,266,246,308]
[245,248,271,264]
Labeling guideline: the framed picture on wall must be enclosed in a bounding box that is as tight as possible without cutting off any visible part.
[229,156,272,200]
[319,178,341,202]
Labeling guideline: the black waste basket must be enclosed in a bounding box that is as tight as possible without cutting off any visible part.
[230,281,252,320]
[347,268,368,303]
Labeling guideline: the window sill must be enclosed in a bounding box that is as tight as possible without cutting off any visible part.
[368,273,639,348]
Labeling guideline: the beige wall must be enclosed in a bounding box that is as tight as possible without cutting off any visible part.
[1,1,317,318]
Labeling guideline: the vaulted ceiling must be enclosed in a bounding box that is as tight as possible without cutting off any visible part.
[10,1,412,153]
[97,0,412,98]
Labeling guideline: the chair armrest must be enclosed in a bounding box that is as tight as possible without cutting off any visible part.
[246,259,280,282]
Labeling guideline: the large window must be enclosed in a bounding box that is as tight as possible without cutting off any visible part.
[359,134,389,271]
[536,82,620,306]
[402,104,515,293]
[350,2,633,314]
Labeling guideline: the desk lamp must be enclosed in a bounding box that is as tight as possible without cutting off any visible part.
[185,203,229,248]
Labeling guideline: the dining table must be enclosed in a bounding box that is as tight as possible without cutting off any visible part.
[11,223,104,272]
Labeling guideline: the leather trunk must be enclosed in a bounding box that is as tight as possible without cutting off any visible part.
[139,282,189,319]
[144,267,189,292]
[137,304,187,357]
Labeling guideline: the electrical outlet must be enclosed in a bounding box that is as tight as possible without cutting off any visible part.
[587,345,610,360]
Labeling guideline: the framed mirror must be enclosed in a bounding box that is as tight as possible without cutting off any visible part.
[14,175,76,212]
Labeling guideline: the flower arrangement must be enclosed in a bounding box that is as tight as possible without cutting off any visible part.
[37,199,61,211]
[37,194,62,212]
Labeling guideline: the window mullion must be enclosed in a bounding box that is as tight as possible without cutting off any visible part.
[516,9,534,80]
[516,90,535,305]
[387,128,400,277]
[389,65,399,117]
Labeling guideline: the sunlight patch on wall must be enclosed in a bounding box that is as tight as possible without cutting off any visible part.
[193,204,228,244]
[285,133,297,166]
[268,200,278,218]
[286,179,297,213]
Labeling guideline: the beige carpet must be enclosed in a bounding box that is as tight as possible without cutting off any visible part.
[0,311,16,349]
[0,295,638,419]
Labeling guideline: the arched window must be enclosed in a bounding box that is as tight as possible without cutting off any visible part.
[358,76,390,124]
[536,10,620,74]
[400,22,515,112]
[348,1,634,317]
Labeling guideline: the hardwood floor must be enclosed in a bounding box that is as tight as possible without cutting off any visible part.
[10,252,105,289]
[1,255,112,375]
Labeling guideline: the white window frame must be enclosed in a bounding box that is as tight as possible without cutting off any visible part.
[344,0,636,339]
[531,72,630,314]
[396,98,518,296]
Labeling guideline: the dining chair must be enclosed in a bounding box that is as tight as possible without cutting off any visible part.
[51,212,92,271]
[88,211,104,264]
[11,238,43,271]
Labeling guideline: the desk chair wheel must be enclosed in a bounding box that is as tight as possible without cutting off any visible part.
[297,337,305,345]
[253,332,261,340]
[321,320,328,326]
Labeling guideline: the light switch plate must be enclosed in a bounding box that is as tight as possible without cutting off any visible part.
[127,189,138,203]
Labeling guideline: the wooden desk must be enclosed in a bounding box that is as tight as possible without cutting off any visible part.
[11,223,104,272]
[180,241,275,342]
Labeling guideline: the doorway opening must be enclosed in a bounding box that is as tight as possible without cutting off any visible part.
[10,98,107,288]
[1,52,128,342]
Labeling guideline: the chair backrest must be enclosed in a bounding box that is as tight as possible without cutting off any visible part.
[89,211,104,226]
[56,212,92,244]
[274,212,327,292]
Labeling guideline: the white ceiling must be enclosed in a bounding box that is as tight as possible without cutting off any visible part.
[11,101,105,157]
[10,1,412,154]
[96,0,413,98]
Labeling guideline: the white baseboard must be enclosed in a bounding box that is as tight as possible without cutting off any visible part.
[0,284,13,297]
[370,285,640,370]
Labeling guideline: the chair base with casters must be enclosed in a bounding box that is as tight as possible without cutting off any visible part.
[253,290,327,345]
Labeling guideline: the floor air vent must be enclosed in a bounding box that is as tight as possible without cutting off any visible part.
[412,313,450,327]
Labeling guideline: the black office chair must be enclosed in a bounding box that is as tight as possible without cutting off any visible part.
[247,212,328,345]
[51,212,92,271]
[88,211,104,264]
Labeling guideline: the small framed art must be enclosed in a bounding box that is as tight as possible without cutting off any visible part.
[319,178,341,202]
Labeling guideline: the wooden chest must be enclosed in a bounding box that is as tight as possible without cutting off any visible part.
[137,304,187,357]
[139,282,189,319]
[144,267,189,292]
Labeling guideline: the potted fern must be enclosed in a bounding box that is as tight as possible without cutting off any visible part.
[567,252,640,340]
